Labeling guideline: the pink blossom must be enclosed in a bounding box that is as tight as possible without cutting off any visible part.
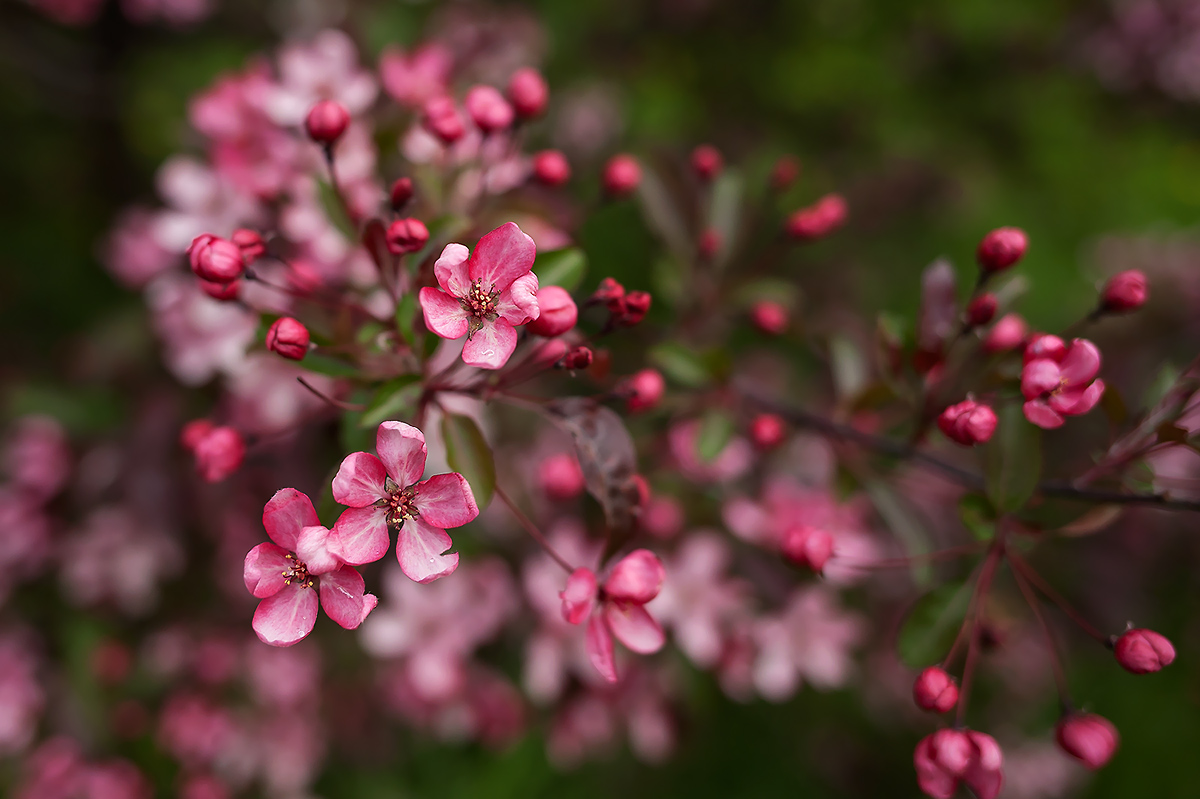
[668,419,752,484]
[103,208,175,289]
[0,634,44,754]
[0,492,52,600]
[750,586,864,699]
[785,193,847,240]
[418,222,542,369]
[244,488,378,646]
[507,67,549,118]
[329,422,479,582]
[603,154,642,197]
[380,44,453,108]
[937,398,998,446]
[983,312,1028,353]
[1056,713,1119,769]
[146,274,257,386]
[119,0,213,27]
[157,693,236,767]
[465,85,515,133]
[266,30,378,127]
[526,285,577,338]
[1021,337,1105,429]
[4,415,70,501]
[60,508,182,616]
[914,728,1004,799]
[977,226,1028,272]
[538,452,586,500]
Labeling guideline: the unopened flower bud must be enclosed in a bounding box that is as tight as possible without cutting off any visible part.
[977,227,1028,273]
[559,567,597,625]
[691,145,723,182]
[982,313,1028,354]
[750,300,789,335]
[1023,332,1066,364]
[527,286,578,337]
[592,277,626,308]
[785,193,847,241]
[1056,713,1119,769]
[231,229,265,264]
[538,453,586,500]
[560,346,593,370]
[389,177,414,210]
[621,368,665,413]
[507,67,549,119]
[749,413,787,450]
[180,419,215,451]
[534,338,570,368]
[266,317,310,361]
[532,150,570,186]
[781,525,834,573]
[912,666,959,713]
[619,291,652,325]
[193,426,245,483]
[698,229,721,260]
[187,234,244,283]
[965,293,998,327]
[304,100,350,145]
[1101,270,1148,313]
[770,155,801,192]
[423,96,466,144]
[199,278,240,302]
[603,154,641,197]
[386,218,429,255]
[1113,628,1175,674]
[937,399,997,446]
[465,84,514,134]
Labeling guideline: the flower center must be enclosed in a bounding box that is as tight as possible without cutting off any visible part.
[384,481,420,527]
[282,553,314,589]
[462,279,501,336]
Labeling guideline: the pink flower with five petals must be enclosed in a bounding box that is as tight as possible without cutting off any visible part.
[1020,336,1105,429]
[244,489,378,647]
[329,422,479,583]
[418,222,541,369]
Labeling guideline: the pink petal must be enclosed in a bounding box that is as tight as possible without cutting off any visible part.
[376,421,427,487]
[329,505,391,565]
[1059,339,1101,386]
[262,488,319,551]
[603,549,666,604]
[467,221,536,292]
[397,517,459,583]
[494,272,540,325]
[560,567,598,625]
[318,566,375,629]
[1023,399,1064,429]
[252,583,319,647]
[433,243,471,296]
[331,451,388,507]
[243,542,291,598]
[1020,359,1062,400]
[295,525,340,575]
[462,318,518,369]
[1053,379,1105,416]
[419,287,470,340]
[414,472,479,527]
[585,614,618,683]
[604,602,666,654]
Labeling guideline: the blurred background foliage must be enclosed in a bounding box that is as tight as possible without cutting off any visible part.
[1,0,1199,796]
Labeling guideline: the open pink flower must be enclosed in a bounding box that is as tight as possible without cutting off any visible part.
[418,222,541,369]
[560,550,667,683]
[1020,336,1105,429]
[243,489,377,647]
[329,422,478,583]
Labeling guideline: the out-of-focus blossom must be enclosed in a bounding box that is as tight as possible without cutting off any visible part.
[266,30,378,128]
[1021,337,1105,429]
[750,586,864,700]
[668,419,752,484]
[380,44,453,108]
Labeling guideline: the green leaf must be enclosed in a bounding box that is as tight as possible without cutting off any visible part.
[648,342,711,387]
[299,353,360,378]
[533,248,587,292]
[317,179,357,241]
[863,480,932,586]
[395,291,419,345]
[696,409,735,463]
[829,334,868,402]
[7,384,124,435]
[984,402,1042,513]
[958,493,995,542]
[441,413,495,510]
[705,169,743,268]
[898,581,972,668]
[359,376,422,428]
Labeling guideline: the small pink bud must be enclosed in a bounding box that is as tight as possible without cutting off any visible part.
[1101,270,1148,313]
[976,227,1028,272]
[527,286,578,337]
[1113,628,1175,674]
[965,293,998,327]
[982,313,1028,354]
[619,291,652,325]
[230,229,265,264]
[621,368,665,413]
[781,525,834,573]
[304,100,350,144]
[560,567,598,625]
[603,154,642,197]
[187,234,244,283]
[937,399,997,446]
[389,177,414,210]
[422,96,466,144]
[198,278,240,302]
[1023,332,1066,364]
[770,155,801,191]
[1056,713,1119,769]
[507,67,549,119]
[593,277,626,307]
[604,549,666,604]
[266,317,310,361]
[912,666,959,713]
[691,144,723,182]
[750,300,789,336]
[465,84,514,134]
[560,346,593,370]
[193,426,245,483]
[534,338,570,367]
[386,218,429,255]
[785,193,847,241]
[539,453,586,500]
[532,150,571,186]
[698,229,721,260]
[180,419,215,451]
[749,413,787,450]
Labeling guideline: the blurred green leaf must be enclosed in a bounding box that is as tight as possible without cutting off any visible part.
[300,353,360,378]
[317,179,357,241]
[360,376,422,428]
[898,580,972,668]
[696,409,735,462]
[395,291,419,346]
[985,403,1042,513]
[7,384,124,434]
[442,413,495,510]
[706,169,743,268]
[830,334,868,402]
[533,248,588,292]
[958,493,995,542]
[649,342,711,387]
[864,480,932,586]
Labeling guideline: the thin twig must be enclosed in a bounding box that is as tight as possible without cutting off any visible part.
[296,377,366,411]
[494,485,574,574]
[1007,550,1108,645]
[1010,559,1072,709]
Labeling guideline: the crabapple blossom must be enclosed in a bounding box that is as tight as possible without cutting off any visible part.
[507,67,548,118]
[561,346,594,370]
[526,286,578,337]
[465,85,514,133]
[423,96,467,144]
[380,44,452,108]
[619,290,652,325]
[230,228,265,263]
[781,525,834,573]
[965,293,998,327]
[244,488,378,646]
[329,422,478,582]
[265,317,309,361]
[187,234,244,283]
[621,369,665,412]
[592,276,625,307]
[983,312,1028,353]
[532,150,571,186]
[690,144,723,181]
[603,154,642,197]
[1020,337,1105,429]
[977,226,1028,272]
[385,218,429,255]
[1056,713,1119,769]
[1113,627,1175,673]
[538,453,586,500]
[750,299,789,335]
[750,586,864,699]
[914,728,1004,799]
[1101,269,1148,312]
[912,666,958,713]
[185,425,245,483]
[937,399,998,446]
[749,413,787,450]
[785,193,847,241]
[418,222,541,369]
[389,177,414,210]
[304,100,350,145]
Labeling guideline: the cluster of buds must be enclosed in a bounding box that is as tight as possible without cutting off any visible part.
[180,420,245,483]
[936,398,997,446]
[590,277,651,328]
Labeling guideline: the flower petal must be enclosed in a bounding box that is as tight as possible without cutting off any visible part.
[462,318,518,369]
[262,488,319,551]
[329,505,391,565]
[1059,339,1101,386]
[604,602,666,654]
[253,583,319,647]
[413,472,479,527]
[419,287,470,340]
[603,549,666,604]
[331,452,388,507]
[243,542,291,598]
[467,221,536,291]
[585,614,618,683]
[1020,359,1062,400]
[560,567,598,625]
[397,517,459,583]
[377,421,427,487]
[494,272,540,325]
[295,525,340,575]
[433,242,471,296]
[1023,399,1064,429]
[318,566,376,629]
[1053,379,1105,416]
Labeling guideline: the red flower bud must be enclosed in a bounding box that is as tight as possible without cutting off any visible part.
[937,399,997,446]
[192,426,245,483]
[389,177,414,210]
[698,229,721,260]
[1101,269,1148,313]
[621,369,665,413]
[304,100,350,145]
[180,419,215,451]
[422,96,466,144]
[1056,713,1119,769]
[465,84,514,134]
[914,729,1003,799]
[1022,332,1066,363]
[749,413,787,450]
[619,291,652,325]
[750,300,789,336]
[1114,628,1175,674]
[527,286,578,338]
[386,218,429,255]
[781,525,834,573]
[230,229,265,264]
[603,154,641,197]
[266,317,310,361]
[976,227,1028,273]
[538,453,586,501]
[912,666,959,713]
[691,144,723,182]
[770,155,801,192]
[592,277,626,306]
[982,313,1027,354]
[785,193,847,241]
[507,67,549,119]
[965,293,998,327]
[532,150,571,187]
[198,278,240,302]
[533,338,570,368]
[560,346,593,370]
[187,234,244,283]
